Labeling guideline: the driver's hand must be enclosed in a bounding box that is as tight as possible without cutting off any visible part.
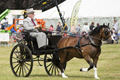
[35,25,41,29]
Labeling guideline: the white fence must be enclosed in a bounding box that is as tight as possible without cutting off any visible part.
[0,33,9,46]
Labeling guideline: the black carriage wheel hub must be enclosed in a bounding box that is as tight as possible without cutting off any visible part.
[18,59,24,64]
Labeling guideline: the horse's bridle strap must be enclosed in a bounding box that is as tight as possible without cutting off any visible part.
[89,36,102,47]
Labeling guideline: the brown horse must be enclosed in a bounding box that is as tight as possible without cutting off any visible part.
[57,24,112,79]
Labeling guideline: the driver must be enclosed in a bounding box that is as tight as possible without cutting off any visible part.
[23,8,48,48]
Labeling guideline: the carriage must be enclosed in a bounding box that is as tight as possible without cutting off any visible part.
[10,30,64,77]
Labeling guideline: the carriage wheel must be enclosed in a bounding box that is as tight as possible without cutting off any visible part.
[44,53,61,76]
[10,44,33,77]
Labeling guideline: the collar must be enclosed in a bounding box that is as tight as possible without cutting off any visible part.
[27,17,35,21]
[89,36,102,47]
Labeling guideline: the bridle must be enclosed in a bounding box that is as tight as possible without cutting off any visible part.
[76,27,111,48]
[89,27,111,47]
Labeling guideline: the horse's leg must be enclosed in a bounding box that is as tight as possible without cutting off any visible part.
[80,55,94,72]
[59,51,73,78]
[59,63,68,78]
[58,52,68,78]
[93,56,100,79]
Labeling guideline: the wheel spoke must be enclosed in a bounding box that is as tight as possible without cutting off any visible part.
[46,57,52,61]
[46,62,52,68]
[24,62,31,66]
[56,67,60,74]
[13,51,19,57]
[12,61,18,64]
[22,54,26,59]
[12,57,19,61]
[15,64,20,74]
[23,65,27,75]
[22,65,24,77]
[19,65,22,76]
[49,54,53,58]
[13,63,19,69]
[24,63,30,71]
[51,65,54,75]
[46,55,52,62]
[54,66,56,75]
[48,64,53,72]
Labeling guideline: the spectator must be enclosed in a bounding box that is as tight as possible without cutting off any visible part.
[111,28,118,43]
[56,22,62,34]
[1,18,8,30]
[113,20,119,32]
[49,25,54,32]
[81,22,89,36]
[96,23,100,27]
[75,24,81,35]
[70,26,76,34]
[1,23,5,30]
[113,20,119,44]
[89,22,95,31]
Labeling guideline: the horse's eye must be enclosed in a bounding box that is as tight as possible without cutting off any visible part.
[105,31,109,35]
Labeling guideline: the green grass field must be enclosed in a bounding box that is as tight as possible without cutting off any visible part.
[0,44,120,80]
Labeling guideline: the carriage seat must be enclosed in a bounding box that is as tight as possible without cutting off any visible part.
[22,31,52,50]
[22,32,39,50]
[22,32,36,42]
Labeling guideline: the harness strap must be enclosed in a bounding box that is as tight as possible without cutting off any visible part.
[75,36,102,48]
[75,36,90,48]
[75,48,83,58]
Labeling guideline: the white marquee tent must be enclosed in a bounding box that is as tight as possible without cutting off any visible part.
[35,0,120,29]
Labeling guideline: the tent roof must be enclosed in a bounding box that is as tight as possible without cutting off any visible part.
[79,0,120,17]
[35,0,120,19]
[35,0,79,19]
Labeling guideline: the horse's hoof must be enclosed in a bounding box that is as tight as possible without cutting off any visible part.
[62,75,68,78]
[80,68,82,71]
[80,68,88,72]
[95,76,100,79]
[62,73,68,78]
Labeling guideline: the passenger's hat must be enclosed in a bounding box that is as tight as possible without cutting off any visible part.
[26,8,35,14]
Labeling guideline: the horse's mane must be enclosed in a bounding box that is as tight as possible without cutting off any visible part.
[89,24,109,35]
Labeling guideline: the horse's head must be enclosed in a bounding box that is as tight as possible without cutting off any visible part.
[100,24,112,41]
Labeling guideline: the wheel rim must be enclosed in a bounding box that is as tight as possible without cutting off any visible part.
[44,53,61,76]
[10,44,33,77]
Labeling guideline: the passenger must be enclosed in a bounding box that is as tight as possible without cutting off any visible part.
[23,8,48,48]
